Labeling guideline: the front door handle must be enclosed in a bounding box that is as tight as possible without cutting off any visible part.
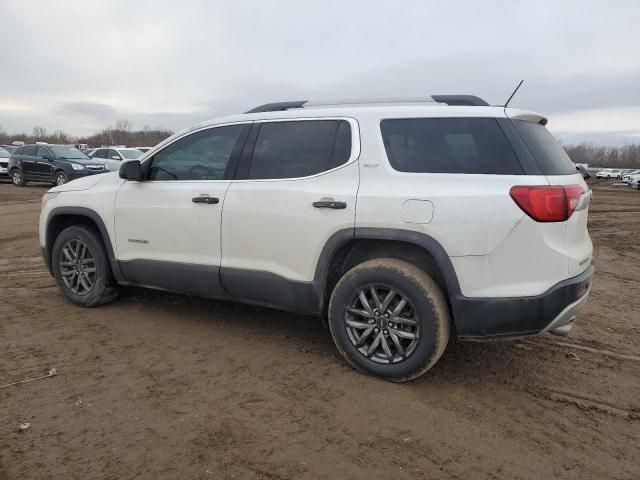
[192,196,219,204]
[312,200,347,209]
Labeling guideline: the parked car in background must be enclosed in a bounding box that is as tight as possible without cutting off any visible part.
[2,145,18,154]
[136,146,153,154]
[622,170,640,183]
[84,148,97,158]
[629,174,640,189]
[596,169,622,179]
[89,147,144,171]
[8,144,107,186]
[0,146,11,178]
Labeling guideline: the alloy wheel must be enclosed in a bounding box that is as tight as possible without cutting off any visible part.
[12,171,21,185]
[59,239,97,295]
[56,174,67,185]
[344,284,420,364]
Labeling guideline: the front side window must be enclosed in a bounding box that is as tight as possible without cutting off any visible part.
[93,149,107,159]
[148,124,245,181]
[381,118,523,175]
[248,120,352,180]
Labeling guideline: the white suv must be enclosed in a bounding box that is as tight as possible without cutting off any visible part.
[39,96,594,381]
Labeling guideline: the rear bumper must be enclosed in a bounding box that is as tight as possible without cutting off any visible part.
[454,263,594,338]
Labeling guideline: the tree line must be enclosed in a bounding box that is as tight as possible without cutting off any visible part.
[563,143,640,169]
[1,122,639,168]
[0,120,173,149]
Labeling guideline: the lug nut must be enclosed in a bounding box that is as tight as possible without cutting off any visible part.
[374,328,379,334]
[389,322,394,328]
[383,313,390,319]
[369,319,375,324]
[383,329,389,335]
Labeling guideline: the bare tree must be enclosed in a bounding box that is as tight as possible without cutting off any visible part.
[32,126,47,138]
[114,119,131,132]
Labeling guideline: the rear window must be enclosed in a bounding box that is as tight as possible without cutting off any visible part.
[380,118,523,175]
[248,120,352,179]
[512,120,575,175]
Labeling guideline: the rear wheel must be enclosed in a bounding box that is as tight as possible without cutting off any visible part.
[52,225,119,307]
[11,169,25,186]
[328,258,450,382]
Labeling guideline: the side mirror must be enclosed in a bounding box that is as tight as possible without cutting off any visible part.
[112,155,122,160]
[576,164,591,180]
[43,156,53,162]
[119,160,142,181]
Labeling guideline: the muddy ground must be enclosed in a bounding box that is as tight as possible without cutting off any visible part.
[1,179,638,480]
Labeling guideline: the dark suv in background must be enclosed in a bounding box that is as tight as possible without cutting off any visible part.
[8,144,107,186]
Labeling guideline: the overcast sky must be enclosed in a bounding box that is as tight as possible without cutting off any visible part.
[1,0,639,145]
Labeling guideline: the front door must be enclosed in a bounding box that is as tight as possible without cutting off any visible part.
[113,123,250,297]
[35,146,55,178]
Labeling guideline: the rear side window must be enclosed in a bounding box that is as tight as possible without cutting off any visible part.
[248,120,352,179]
[380,118,523,175]
[23,146,37,156]
[512,120,575,175]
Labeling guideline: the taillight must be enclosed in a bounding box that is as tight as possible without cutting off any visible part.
[510,185,585,222]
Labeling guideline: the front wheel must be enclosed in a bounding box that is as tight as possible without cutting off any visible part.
[51,225,119,307]
[11,169,26,186]
[328,258,450,382]
[55,171,69,186]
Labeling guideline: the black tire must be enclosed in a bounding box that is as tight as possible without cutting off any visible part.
[11,169,26,186]
[328,258,450,382]
[54,171,69,186]
[51,225,119,307]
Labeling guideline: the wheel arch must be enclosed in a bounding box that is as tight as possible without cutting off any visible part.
[44,207,123,281]
[317,228,463,330]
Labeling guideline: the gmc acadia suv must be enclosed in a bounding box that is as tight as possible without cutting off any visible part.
[39,96,594,381]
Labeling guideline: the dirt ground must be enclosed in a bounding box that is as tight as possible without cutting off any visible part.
[1,179,639,480]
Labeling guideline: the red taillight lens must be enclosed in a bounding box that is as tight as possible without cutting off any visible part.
[510,185,585,222]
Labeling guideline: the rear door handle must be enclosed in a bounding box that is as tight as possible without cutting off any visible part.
[192,196,219,204]
[313,200,347,209]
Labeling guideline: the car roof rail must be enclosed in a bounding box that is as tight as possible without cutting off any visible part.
[245,101,308,113]
[431,95,490,106]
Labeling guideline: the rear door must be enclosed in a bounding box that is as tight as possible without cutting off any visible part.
[220,118,359,312]
[20,145,38,177]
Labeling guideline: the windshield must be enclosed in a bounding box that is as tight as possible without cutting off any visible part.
[120,149,144,159]
[0,147,9,158]
[49,146,88,160]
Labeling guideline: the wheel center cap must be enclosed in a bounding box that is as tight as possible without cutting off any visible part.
[376,316,388,329]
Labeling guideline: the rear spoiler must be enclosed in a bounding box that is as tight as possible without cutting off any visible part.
[505,108,548,126]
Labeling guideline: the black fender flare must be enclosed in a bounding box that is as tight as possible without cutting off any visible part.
[313,227,464,321]
[44,206,124,281]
